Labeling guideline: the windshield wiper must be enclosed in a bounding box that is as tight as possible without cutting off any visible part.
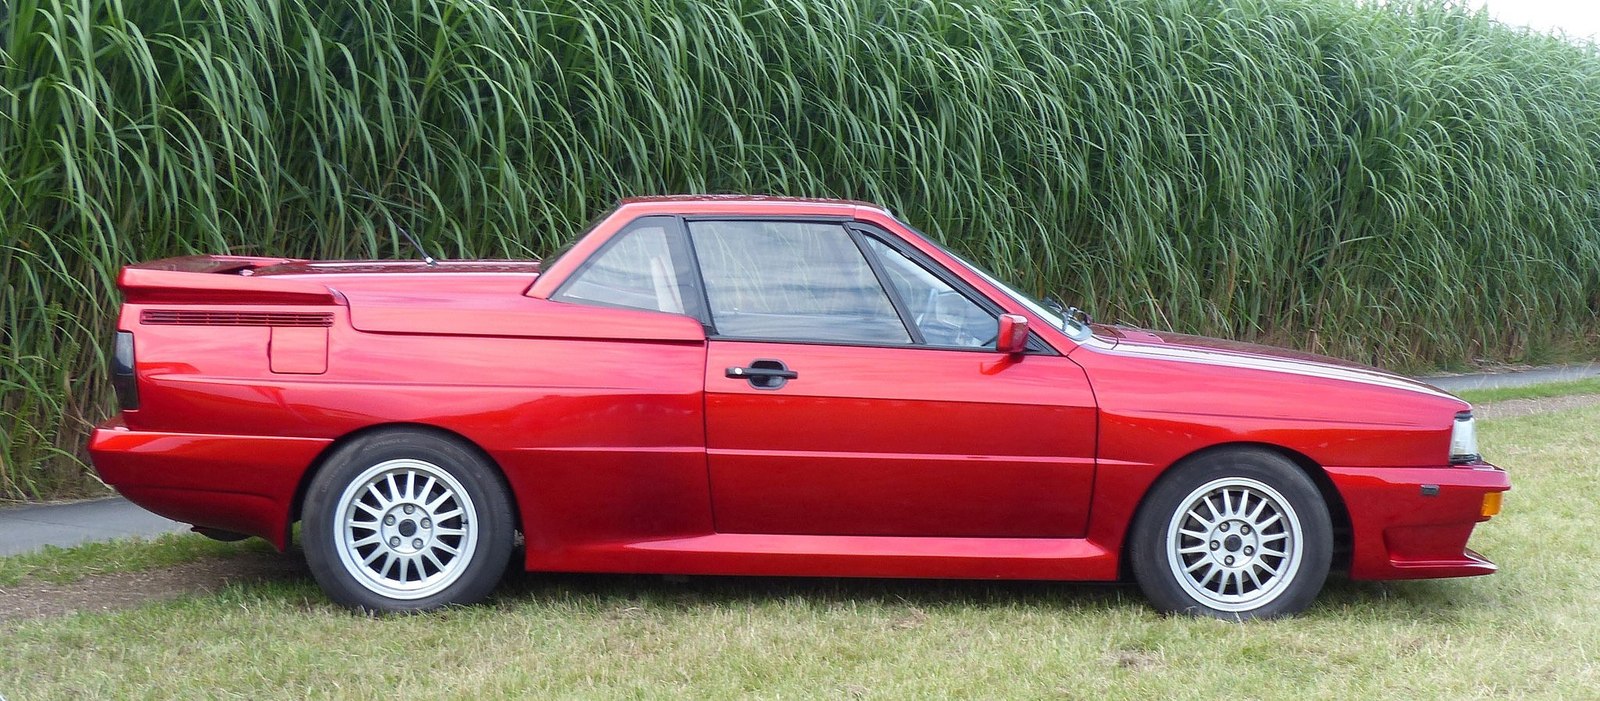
[1042,296,1093,331]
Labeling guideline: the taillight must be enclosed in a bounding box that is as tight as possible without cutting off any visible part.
[112,331,138,410]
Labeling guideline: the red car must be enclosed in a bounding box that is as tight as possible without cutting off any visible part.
[89,195,1508,619]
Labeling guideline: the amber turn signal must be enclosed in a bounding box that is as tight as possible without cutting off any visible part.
[1481,491,1503,518]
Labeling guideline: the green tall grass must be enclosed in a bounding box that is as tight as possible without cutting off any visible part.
[4,0,1600,499]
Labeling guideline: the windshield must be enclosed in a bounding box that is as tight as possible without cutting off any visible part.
[906,225,1092,342]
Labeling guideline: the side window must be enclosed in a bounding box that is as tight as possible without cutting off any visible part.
[689,221,911,344]
[864,237,999,348]
[554,221,687,314]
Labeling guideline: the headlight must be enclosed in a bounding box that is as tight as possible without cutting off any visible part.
[1449,411,1479,464]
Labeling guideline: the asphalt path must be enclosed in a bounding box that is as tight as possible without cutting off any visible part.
[1418,362,1600,392]
[3,363,1597,557]
[0,497,188,557]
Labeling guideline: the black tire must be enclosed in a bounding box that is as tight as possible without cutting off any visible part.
[301,429,515,613]
[1128,448,1332,620]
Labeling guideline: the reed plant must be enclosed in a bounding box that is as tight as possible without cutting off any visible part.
[4,0,1599,498]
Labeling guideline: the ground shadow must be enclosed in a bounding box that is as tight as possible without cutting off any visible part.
[47,543,1484,623]
[488,560,1479,621]
[494,566,1138,614]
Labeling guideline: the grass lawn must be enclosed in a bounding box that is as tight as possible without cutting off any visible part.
[1454,376,1600,404]
[0,533,275,587]
[1,406,1595,699]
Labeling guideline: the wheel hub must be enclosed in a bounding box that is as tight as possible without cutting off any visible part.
[1206,522,1260,571]
[1165,477,1304,612]
[379,507,429,553]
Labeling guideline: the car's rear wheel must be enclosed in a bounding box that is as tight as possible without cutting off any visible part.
[302,430,514,612]
[1129,448,1332,620]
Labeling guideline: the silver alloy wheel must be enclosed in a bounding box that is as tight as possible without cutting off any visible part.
[1165,476,1304,612]
[333,458,479,601]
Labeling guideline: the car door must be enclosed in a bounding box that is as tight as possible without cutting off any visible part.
[692,219,1098,538]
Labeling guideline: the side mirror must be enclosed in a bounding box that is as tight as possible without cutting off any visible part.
[996,314,1029,354]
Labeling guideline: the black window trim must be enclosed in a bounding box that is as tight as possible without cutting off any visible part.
[675,216,1053,355]
[847,221,1057,356]
[678,216,718,333]
[685,217,914,346]
[846,226,925,345]
[551,213,1056,355]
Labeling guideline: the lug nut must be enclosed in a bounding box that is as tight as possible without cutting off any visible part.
[1241,525,1251,535]
[421,518,431,529]
[404,504,415,515]
[1244,546,1254,556]
[1210,541,1220,550]
[1225,556,1235,566]
[412,539,423,549]
[1219,522,1229,532]
[389,537,400,548]
[384,515,395,526]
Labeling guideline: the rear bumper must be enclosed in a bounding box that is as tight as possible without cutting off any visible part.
[87,417,331,549]
[1327,462,1510,580]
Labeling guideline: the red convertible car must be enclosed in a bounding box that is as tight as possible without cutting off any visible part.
[89,195,1508,619]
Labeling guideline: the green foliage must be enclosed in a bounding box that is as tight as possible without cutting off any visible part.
[1455,376,1600,404]
[4,0,1600,498]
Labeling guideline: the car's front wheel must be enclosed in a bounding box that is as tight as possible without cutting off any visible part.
[1129,448,1332,620]
[302,429,515,612]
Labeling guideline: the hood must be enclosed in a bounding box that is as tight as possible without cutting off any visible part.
[1088,324,1457,400]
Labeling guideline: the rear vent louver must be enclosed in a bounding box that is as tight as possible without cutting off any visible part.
[141,310,333,327]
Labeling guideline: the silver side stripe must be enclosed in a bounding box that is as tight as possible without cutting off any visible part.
[1095,342,1457,400]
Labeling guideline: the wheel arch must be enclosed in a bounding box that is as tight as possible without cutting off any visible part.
[1120,441,1353,580]
[286,422,522,546]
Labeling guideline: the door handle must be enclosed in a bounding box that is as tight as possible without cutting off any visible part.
[725,359,798,389]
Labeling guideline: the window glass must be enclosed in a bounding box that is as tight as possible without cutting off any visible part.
[690,221,910,344]
[555,224,686,314]
[865,237,998,348]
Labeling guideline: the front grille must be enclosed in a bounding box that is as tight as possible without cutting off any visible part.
[140,310,333,327]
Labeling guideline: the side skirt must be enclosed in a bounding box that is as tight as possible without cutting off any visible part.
[525,533,1118,581]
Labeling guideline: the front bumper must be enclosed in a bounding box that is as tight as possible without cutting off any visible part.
[1326,462,1510,580]
[87,416,332,549]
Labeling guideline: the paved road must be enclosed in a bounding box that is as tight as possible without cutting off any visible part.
[0,497,188,557]
[1419,362,1600,392]
[4,363,1598,558]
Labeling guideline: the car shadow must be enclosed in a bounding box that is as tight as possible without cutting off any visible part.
[251,543,1483,621]
[493,567,1137,613]
[491,566,1478,621]
[1310,575,1484,622]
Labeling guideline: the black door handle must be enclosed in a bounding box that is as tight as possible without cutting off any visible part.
[725,366,799,380]
[725,359,798,389]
